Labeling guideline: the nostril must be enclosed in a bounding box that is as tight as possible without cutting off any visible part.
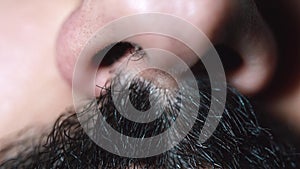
[215,44,243,74]
[91,41,139,68]
[93,41,144,93]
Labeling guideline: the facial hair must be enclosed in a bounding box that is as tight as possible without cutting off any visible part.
[0,75,298,169]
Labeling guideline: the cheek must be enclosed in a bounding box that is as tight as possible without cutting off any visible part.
[0,0,77,139]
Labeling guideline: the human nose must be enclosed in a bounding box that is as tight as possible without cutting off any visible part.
[56,0,277,95]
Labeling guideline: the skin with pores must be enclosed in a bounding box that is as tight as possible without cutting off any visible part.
[0,0,300,168]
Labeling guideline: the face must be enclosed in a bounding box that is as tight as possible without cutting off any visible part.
[0,0,299,168]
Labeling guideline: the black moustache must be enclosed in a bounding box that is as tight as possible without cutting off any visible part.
[0,76,298,169]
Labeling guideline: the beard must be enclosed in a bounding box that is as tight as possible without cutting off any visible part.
[0,74,298,169]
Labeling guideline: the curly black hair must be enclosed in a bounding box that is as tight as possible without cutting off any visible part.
[0,76,298,169]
